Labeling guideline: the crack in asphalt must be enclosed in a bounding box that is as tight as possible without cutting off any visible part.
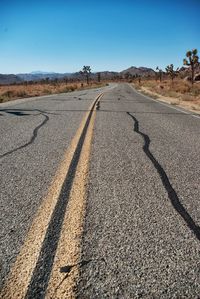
[0,111,49,160]
[0,108,59,115]
[52,259,100,298]
[127,112,200,241]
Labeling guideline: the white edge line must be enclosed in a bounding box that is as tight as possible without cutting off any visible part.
[129,84,200,120]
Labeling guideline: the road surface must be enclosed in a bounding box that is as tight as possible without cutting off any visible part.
[0,83,200,298]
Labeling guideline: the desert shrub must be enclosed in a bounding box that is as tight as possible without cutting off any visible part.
[43,89,52,94]
[166,91,179,98]
[51,81,58,86]
[190,87,200,96]
[174,83,191,93]
[60,87,70,93]
[181,94,194,101]
[16,91,27,97]
[68,85,75,91]
[2,90,15,98]
[144,81,157,89]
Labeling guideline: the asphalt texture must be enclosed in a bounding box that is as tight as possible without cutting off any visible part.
[0,83,200,298]
[77,84,200,298]
[0,84,113,289]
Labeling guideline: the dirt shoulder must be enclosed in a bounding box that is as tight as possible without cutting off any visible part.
[132,79,200,114]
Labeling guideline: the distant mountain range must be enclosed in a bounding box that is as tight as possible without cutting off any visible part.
[2,64,199,85]
[17,72,71,82]
[0,66,156,85]
[0,74,23,85]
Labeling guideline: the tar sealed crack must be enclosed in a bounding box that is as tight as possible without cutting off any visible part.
[127,111,200,241]
[60,259,92,274]
[50,260,92,298]
[0,109,50,160]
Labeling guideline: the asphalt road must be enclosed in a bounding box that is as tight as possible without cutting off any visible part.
[77,84,200,298]
[0,85,112,290]
[0,83,200,298]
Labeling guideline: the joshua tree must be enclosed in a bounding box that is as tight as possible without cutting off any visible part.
[165,64,179,83]
[45,77,50,84]
[156,66,162,82]
[80,66,91,85]
[183,49,199,85]
[97,72,101,83]
[124,72,131,80]
[64,76,68,84]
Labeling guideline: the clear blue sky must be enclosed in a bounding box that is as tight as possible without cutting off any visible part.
[1,0,199,74]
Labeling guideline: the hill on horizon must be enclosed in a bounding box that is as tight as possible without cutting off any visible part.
[0,66,157,84]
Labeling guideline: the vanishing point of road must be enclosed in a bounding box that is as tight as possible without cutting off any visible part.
[0,83,200,298]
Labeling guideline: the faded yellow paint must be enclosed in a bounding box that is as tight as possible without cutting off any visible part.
[0,93,103,299]
[46,105,97,299]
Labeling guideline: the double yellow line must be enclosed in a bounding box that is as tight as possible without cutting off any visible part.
[1,93,104,299]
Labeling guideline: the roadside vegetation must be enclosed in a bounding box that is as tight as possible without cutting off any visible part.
[133,79,200,112]
[0,76,105,104]
[79,66,92,85]
[132,49,200,113]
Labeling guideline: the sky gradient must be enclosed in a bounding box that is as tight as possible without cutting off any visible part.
[1,0,200,74]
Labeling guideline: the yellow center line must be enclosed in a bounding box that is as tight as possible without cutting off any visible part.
[46,98,98,299]
[1,93,104,299]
